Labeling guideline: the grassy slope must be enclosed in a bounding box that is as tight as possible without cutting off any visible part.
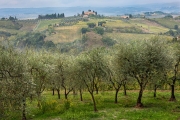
[0,20,38,41]
[129,18,169,34]
[45,26,82,43]
[153,18,180,29]
[36,19,61,31]
[18,20,38,31]
[37,18,173,44]
[0,18,174,44]
[105,33,172,42]
[28,90,180,120]
[105,19,132,27]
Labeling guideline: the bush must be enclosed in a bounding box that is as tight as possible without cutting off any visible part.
[87,23,96,28]
[44,41,55,48]
[14,32,55,49]
[63,100,71,110]
[102,37,116,46]
[40,99,59,114]
[164,15,173,19]
[81,28,89,34]
[0,31,11,37]
[82,34,88,43]
[105,27,113,33]
[98,21,106,26]
[174,25,178,30]
[94,27,104,35]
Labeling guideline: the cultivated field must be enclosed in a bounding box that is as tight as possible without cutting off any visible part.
[33,17,175,44]
[153,18,180,29]
[129,18,169,34]
[36,19,61,31]
[45,26,81,43]
[104,33,172,42]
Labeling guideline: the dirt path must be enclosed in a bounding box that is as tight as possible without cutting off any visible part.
[33,20,41,31]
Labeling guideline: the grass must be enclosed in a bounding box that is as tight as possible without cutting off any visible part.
[0,28,19,34]
[0,18,175,45]
[153,18,180,29]
[104,33,173,42]
[0,20,22,30]
[45,26,82,43]
[105,19,132,28]
[36,19,62,31]
[25,90,180,120]
[18,19,38,31]
[30,18,174,44]
[129,19,169,34]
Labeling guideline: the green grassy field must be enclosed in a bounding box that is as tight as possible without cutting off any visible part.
[129,19,169,34]
[36,19,61,31]
[18,19,38,31]
[104,33,173,42]
[153,18,180,29]
[0,20,22,30]
[0,17,176,45]
[25,90,180,120]
[45,26,82,43]
[38,18,174,44]
[105,19,132,28]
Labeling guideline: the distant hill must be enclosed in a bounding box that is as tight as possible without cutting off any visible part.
[0,2,179,19]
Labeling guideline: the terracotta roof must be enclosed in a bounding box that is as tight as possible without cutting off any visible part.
[84,11,95,15]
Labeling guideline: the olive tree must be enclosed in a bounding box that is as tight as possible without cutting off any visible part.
[0,46,35,120]
[105,50,128,103]
[167,43,180,101]
[72,57,88,101]
[27,49,51,108]
[109,66,127,103]
[54,54,76,99]
[115,38,171,107]
[77,47,108,111]
[149,71,168,98]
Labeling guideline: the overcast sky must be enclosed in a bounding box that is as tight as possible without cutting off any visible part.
[0,0,180,8]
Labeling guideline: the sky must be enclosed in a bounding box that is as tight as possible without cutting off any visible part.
[0,0,180,8]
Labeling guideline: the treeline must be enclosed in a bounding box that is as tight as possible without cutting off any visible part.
[14,32,55,48]
[1,16,18,21]
[38,13,65,19]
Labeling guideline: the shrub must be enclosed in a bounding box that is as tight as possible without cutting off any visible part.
[94,27,104,35]
[63,100,71,110]
[82,34,88,43]
[81,28,90,34]
[40,99,59,114]
[105,27,113,33]
[87,23,96,28]
[102,37,116,46]
[174,25,178,30]
[98,21,106,26]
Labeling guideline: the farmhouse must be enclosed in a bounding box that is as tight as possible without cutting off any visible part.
[84,11,96,16]
[82,10,97,18]
[120,15,129,19]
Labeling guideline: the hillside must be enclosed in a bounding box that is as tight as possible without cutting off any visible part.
[1,14,179,48]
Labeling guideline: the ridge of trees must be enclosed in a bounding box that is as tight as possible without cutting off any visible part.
[38,13,65,19]
[14,32,55,49]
